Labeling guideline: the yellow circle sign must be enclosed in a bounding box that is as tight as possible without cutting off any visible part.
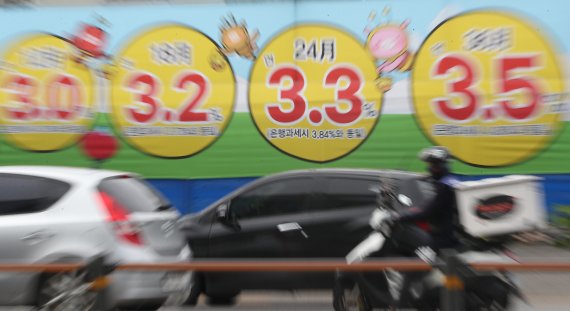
[412,11,564,167]
[110,25,235,158]
[0,34,95,152]
[249,24,381,162]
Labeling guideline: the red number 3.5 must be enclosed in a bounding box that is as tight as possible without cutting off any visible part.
[433,54,541,122]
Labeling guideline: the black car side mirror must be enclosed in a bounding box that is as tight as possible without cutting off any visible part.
[217,204,241,231]
[216,204,228,220]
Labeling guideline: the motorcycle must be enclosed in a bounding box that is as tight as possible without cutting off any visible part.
[333,179,525,311]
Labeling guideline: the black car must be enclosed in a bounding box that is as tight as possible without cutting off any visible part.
[181,169,435,305]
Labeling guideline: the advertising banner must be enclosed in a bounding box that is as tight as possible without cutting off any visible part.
[0,0,568,178]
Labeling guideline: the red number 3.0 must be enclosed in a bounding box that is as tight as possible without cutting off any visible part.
[3,75,40,121]
[2,74,83,122]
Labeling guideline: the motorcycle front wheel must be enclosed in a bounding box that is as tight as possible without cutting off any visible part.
[333,283,372,311]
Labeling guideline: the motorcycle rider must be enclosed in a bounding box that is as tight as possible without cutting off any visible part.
[340,147,520,311]
[394,146,460,251]
[388,146,461,309]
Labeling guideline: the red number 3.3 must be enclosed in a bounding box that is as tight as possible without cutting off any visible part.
[266,65,364,125]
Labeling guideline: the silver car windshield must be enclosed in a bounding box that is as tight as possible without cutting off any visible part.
[98,177,172,213]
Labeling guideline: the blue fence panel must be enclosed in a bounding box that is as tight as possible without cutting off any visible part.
[148,174,570,219]
[147,177,256,214]
[538,175,570,218]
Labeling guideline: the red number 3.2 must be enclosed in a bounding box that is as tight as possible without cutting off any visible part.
[125,71,209,124]
[126,73,160,124]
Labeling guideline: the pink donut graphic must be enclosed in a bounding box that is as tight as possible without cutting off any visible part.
[377,51,411,73]
[367,25,408,59]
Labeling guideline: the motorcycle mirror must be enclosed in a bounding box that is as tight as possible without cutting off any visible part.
[398,194,412,207]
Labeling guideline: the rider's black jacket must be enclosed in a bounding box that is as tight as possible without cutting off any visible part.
[398,174,459,249]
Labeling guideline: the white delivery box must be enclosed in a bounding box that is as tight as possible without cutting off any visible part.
[454,175,547,238]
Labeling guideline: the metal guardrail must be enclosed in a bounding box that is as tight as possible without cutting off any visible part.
[0,263,84,272]
[1,255,570,311]
[2,259,570,272]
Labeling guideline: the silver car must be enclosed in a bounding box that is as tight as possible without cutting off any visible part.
[0,166,192,310]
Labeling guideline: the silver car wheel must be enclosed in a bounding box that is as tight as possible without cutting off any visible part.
[38,271,97,311]
[163,271,193,306]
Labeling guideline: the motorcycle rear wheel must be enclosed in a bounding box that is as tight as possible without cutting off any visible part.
[466,285,513,311]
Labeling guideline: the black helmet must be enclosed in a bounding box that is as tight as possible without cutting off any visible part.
[418,146,451,164]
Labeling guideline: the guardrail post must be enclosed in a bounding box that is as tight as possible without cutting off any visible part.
[440,249,465,311]
[83,255,114,311]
